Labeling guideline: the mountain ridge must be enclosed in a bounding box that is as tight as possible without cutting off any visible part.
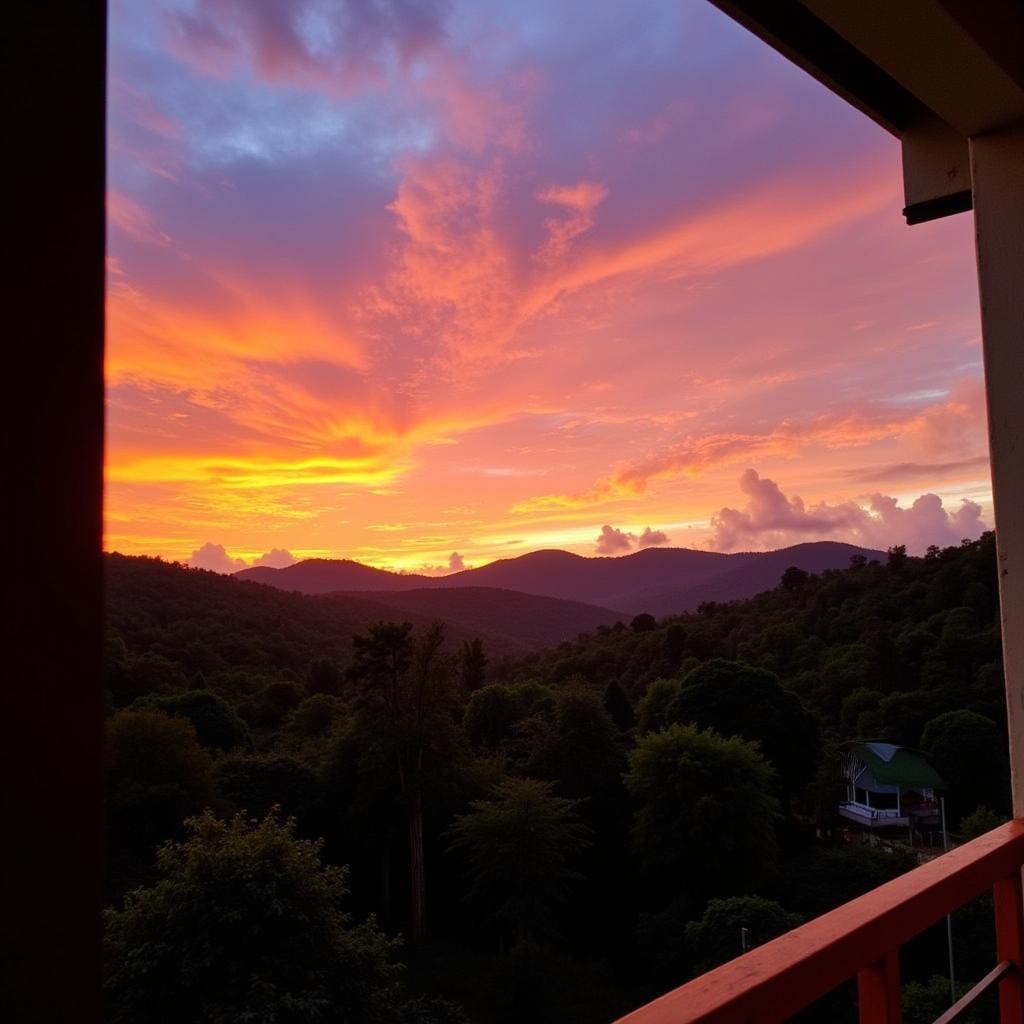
[105,554,622,657]
[235,541,884,616]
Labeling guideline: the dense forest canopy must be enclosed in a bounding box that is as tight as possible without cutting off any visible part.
[103,535,1009,1023]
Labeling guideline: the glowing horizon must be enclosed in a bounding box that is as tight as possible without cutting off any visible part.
[107,0,990,575]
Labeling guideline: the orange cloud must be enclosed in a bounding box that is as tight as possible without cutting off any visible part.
[514,383,989,514]
[535,181,609,263]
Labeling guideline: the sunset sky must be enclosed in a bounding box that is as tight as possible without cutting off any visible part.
[106,0,991,573]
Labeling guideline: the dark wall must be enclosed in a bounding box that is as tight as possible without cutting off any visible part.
[2,3,106,1021]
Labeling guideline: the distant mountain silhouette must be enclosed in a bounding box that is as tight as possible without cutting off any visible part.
[235,541,884,616]
[237,558,431,593]
[107,554,619,657]
[332,586,621,650]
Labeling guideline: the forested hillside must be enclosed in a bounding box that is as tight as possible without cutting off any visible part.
[512,535,1006,759]
[103,536,1010,1024]
[105,554,620,678]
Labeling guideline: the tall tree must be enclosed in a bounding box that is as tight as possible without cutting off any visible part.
[106,708,216,890]
[104,812,400,1024]
[666,659,819,803]
[132,690,251,752]
[625,723,779,903]
[447,777,590,943]
[604,679,635,732]
[685,896,802,974]
[921,710,1010,820]
[350,621,459,942]
[460,638,488,692]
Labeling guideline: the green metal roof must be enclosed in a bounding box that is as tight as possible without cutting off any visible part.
[847,741,945,789]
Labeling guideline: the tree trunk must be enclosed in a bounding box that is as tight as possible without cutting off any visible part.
[408,786,427,943]
[380,840,392,927]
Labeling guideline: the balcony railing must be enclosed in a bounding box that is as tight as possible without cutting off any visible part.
[615,820,1024,1024]
[840,802,907,822]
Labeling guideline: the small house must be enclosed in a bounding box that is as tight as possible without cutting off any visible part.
[839,741,944,831]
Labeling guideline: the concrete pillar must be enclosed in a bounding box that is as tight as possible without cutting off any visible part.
[970,124,1024,817]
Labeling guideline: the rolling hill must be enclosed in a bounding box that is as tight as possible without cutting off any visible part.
[105,554,620,661]
[235,541,884,616]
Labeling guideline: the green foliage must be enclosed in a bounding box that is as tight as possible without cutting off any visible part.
[448,778,590,942]
[508,680,556,718]
[217,754,324,827]
[783,845,919,919]
[887,545,909,571]
[290,693,347,739]
[666,659,819,798]
[399,996,470,1024]
[636,678,682,734]
[253,679,305,727]
[307,657,344,696]
[625,724,779,899]
[603,679,635,731]
[461,638,488,692]
[514,534,1002,754]
[903,976,983,1024]
[101,536,1008,1021]
[781,566,809,592]
[351,623,463,790]
[959,804,1007,840]
[351,621,463,939]
[685,896,802,974]
[464,685,522,749]
[104,812,401,1024]
[106,709,216,861]
[132,690,251,752]
[526,689,627,805]
[921,710,1009,820]
[112,651,186,706]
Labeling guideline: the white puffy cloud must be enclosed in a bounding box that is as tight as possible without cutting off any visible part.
[188,542,248,573]
[710,469,987,554]
[638,526,670,548]
[595,524,634,555]
[251,548,297,568]
[189,543,297,573]
[412,552,470,576]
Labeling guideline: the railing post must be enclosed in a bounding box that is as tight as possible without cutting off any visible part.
[858,951,902,1023]
[994,871,1024,1024]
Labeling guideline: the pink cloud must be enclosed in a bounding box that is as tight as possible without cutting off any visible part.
[167,0,449,95]
[638,526,670,548]
[252,548,297,568]
[710,470,986,554]
[515,381,989,513]
[535,181,609,263]
[188,543,297,572]
[188,541,247,573]
[108,191,173,246]
[595,524,634,555]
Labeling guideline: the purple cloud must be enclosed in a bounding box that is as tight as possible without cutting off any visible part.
[711,470,986,554]
[252,548,297,568]
[638,526,670,548]
[595,524,634,555]
[188,541,248,573]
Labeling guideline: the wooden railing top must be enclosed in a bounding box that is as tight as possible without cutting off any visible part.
[616,820,1024,1024]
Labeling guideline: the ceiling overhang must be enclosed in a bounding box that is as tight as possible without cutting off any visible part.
[707,0,1024,224]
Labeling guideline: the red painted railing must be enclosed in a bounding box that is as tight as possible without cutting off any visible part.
[616,820,1024,1024]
